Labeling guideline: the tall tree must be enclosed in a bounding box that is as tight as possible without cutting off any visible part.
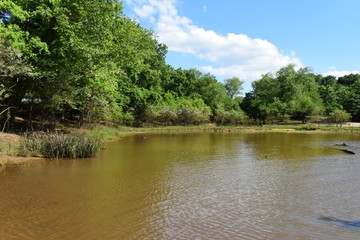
[224,77,244,99]
[337,77,360,121]
[1,0,169,125]
[316,75,341,113]
[242,65,323,123]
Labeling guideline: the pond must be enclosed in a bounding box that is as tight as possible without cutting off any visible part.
[1,132,360,239]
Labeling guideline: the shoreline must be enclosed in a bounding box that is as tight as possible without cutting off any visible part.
[1,156,45,165]
[1,123,360,166]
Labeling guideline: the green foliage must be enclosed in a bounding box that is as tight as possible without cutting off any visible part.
[315,74,360,121]
[338,74,360,86]
[242,65,323,123]
[80,126,121,140]
[0,33,35,128]
[295,127,319,131]
[1,0,169,125]
[18,132,100,158]
[337,78,360,121]
[316,75,340,113]
[177,106,211,125]
[143,105,175,125]
[142,97,212,126]
[327,110,351,126]
[213,109,247,125]
[224,77,244,99]
[193,73,227,110]
[1,1,359,129]
[288,93,322,123]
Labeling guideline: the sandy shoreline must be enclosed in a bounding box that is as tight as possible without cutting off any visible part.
[1,156,45,165]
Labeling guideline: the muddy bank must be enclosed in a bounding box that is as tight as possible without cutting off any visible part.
[0,133,44,166]
[1,156,45,165]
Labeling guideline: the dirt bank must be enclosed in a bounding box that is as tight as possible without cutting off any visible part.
[0,133,44,165]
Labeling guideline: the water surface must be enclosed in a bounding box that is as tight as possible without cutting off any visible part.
[1,132,360,239]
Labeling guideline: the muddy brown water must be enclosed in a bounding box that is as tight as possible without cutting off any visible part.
[1,132,360,240]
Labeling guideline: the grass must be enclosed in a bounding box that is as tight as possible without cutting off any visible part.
[0,133,21,156]
[79,126,122,140]
[0,142,17,156]
[295,126,319,131]
[18,132,100,159]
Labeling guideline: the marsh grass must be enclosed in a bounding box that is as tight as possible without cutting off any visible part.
[0,141,18,156]
[81,126,121,140]
[0,133,21,157]
[18,132,100,159]
[295,126,319,131]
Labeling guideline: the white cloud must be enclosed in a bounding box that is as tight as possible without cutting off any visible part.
[125,0,302,81]
[134,5,155,18]
[322,70,360,78]
[328,66,337,70]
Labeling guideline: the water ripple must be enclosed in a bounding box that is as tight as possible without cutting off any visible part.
[1,132,360,239]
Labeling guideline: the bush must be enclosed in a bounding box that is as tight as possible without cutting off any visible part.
[177,107,211,125]
[146,106,178,125]
[143,105,211,126]
[18,132,100,159]
[142,97,212,126]
[158,107,178,124]
[143,106,175,125]
[327,110,351,126]
[214,109,247,125]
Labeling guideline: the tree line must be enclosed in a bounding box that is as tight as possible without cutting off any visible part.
[1,0,359,130]
[242,66,360,124]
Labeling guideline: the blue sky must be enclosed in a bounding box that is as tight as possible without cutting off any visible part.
[123,0,360,92]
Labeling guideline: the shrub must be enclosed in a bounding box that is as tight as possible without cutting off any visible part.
[327,110,351,126]
[143,105,177,126]
[214,109,247,125]
[142,98,212,126]
[157,107,178,124]
[177,107,211,125]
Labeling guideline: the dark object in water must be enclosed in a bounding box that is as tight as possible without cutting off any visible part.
[335,148,355,155]
[319,217,360,230]
[336,143,349,147]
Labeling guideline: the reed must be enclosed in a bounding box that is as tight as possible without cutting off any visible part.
[18,132,100,159]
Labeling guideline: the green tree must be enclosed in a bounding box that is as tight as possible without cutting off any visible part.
[224,77,244,99]
[316,75,341,113]
[242,73,283,122]
[277,65,323,123]
[338,74,360,86]
[1,0,169,126]
[161,67,193,97]
[242,65,323,123]
[193,73,227,111]
[338,78,360,121]
[327,109,351,126]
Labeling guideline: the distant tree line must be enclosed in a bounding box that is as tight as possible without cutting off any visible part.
[0,0,359,130]
[242,65,359,124]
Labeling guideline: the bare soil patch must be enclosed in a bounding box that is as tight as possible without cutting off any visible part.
[0,133,44,165]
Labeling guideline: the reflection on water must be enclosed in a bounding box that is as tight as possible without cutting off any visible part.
[0,132,360,239]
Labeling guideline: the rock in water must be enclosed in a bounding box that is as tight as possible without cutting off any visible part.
[319,217,360,230]
[337,149,355,155]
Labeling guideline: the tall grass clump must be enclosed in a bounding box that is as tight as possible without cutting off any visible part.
[18,132,100,159]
